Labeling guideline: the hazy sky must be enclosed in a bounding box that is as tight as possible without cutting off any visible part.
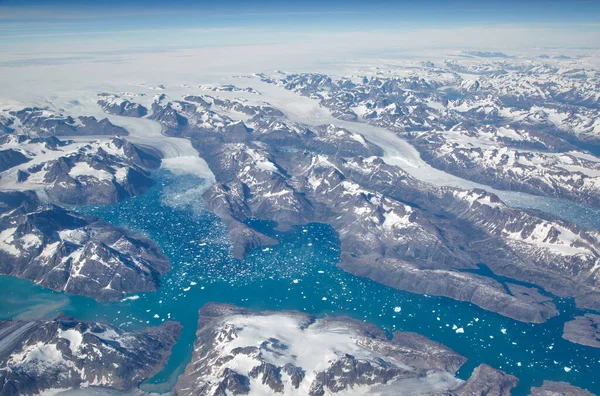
[0,0,599,105]
[1,0,599,53]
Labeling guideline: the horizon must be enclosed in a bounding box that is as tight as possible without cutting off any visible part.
[1,0,600,53]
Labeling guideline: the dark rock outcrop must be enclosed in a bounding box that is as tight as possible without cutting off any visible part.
[0,149,29,172]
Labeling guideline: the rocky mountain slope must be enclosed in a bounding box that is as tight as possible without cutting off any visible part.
[0,317,181,396]
[0,191,170,301]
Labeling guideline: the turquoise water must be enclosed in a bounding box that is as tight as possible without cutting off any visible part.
[2,170,600,395]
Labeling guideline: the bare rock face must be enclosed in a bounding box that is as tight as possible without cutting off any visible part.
[563,314,600,348]
[451,364,518,395]
[529,380,596,396]
[0,318,181,396]
[175,303,515,396]
[0,191,170,301]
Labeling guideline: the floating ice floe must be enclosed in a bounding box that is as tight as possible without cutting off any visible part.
[393,306,401,313]
[153,314,159,319]
[190,281,197,286]
[501,328,507,334]
[455,328,464,334]
[292,279,300,284]
[564,367,572,372]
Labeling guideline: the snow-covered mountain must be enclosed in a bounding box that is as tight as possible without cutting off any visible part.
[261,61,600,206]
[0,135,161,205]
[175,303,518,396]
[97,94,148,117]
[3,107,127,137]
[0,318,181,396]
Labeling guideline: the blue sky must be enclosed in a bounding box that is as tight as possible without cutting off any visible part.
[1,0,599,50]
